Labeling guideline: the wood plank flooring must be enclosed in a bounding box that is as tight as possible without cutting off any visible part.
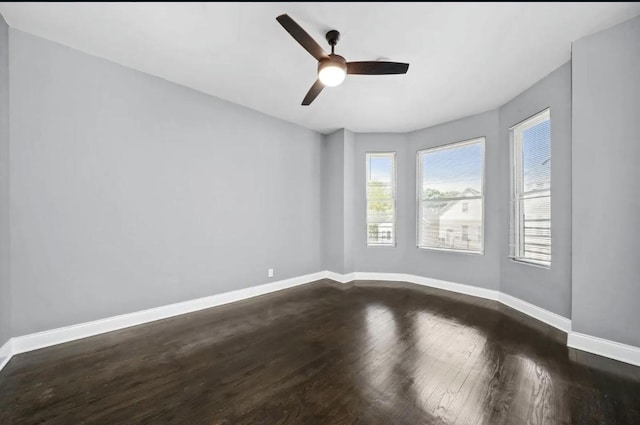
[1,279,639,424]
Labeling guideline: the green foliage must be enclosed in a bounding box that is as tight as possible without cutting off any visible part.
[367,182,393,215]
[422,188,461,212]
[423,188,461,199]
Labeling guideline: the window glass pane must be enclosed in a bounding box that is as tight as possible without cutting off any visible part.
[368,156,393,183]
[367,153,395,246]
[522,119,551,192]
[520,194,551,262]
[422,142,483,195]
[366,184,393,200]
[417,138,484,253]
[510,109,551,267]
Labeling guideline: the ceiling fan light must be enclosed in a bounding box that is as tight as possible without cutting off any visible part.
[318,56,347,87]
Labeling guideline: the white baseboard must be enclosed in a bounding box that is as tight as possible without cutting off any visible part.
[350,272,411,283]
[347,272,571,330]
[568,332,640,368]
[0,339,12,371]
[351,272,501,300]
[1,270,638,372]
[409,274,500,302]
[5,271,328,364]
[335,272,640,367]
[498,292,572,333]
[324,271,355,284]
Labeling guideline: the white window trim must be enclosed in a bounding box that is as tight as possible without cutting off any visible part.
[509,108,551,268]
[366,152,397,247]
[416,137,486,255]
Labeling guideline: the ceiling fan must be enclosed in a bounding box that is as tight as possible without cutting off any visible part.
[276,14,410,105]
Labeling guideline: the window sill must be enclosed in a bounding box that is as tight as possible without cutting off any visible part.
[509,257,551,269]
[417,246,484,256]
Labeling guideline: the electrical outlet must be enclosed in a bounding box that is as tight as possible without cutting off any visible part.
[268,268,274,278]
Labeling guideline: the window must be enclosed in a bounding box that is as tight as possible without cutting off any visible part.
[510,109,551,267]
[366,153,396,246]
[461,225,469,241]
[417,138,485,253]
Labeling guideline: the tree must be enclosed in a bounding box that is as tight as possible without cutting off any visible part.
[422,188,461,211]
[367,181,394,241]
[423,188,461,200]
[367,181,393,217]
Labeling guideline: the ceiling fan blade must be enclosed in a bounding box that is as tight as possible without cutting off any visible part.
[276,14,329,61]
[347,61,410,75]
[302,80,325,105]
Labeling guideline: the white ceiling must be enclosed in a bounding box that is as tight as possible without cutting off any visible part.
[1,2,639,134]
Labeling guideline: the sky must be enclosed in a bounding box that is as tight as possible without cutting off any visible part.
[368,117,550,194]
[368,155,394,183]
[421,141,484,193]
[522,119,551,191]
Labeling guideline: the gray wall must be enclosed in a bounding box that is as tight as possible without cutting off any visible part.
[5,13,639,349]
[353,133,409,273]
[572,16,640,347]
[352,111,501,290]
[0,14,10,351]
[9,30,323,336]
[498,62,573,318]
[321,128,356,274]
[321,130,345,273]
[407,112,501,290]
[351,66,573,315]
[342,129,355,273]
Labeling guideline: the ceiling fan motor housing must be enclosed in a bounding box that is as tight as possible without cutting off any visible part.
[318,54,347,73]
[318,54,347,87]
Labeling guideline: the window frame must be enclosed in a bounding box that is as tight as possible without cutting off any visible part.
[509,108,551,268]
[365,152,397,247]
[416,137,486,255]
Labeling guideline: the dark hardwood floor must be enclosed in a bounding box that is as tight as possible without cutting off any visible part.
[1,280,639,424]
